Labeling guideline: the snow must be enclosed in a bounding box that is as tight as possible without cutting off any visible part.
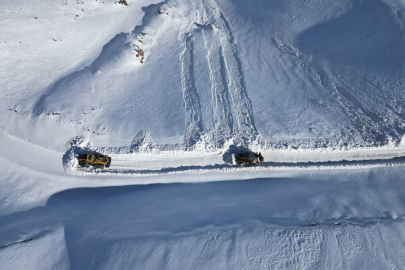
[2,163,405,269]
[0,225,69,270]
[2,0,405,269]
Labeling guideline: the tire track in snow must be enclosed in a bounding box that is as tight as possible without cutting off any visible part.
[269,31,405,146]
[199,0,257,146]
[68,154,405,178]
[304,215,405,228]
[203,34,235,147]
[182,5,235,148]
[270,38,393,145]
[219,2,405,147]
[337,67,405,140]
[178,14,205,149]
[178,0,258,148]
[218,11,258,143]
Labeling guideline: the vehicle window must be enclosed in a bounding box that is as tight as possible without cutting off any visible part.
[88,155,94,161]
[102,158,107,162]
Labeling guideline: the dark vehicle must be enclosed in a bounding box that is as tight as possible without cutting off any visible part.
[234,152,264,165]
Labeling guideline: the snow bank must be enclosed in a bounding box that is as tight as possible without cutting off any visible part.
[0,225,69,270]
[2,171,405,269]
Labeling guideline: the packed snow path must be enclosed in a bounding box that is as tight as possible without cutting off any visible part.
[61,133,405,177]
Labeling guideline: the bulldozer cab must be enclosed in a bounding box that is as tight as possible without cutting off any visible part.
[247,152,257,162]
[86,155,95,162]
[94,155,109,165]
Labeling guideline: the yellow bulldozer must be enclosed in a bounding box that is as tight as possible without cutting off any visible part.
[78,154,111,169]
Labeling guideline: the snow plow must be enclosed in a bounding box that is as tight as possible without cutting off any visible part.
[234,152,264,165]
[78,154,111,169]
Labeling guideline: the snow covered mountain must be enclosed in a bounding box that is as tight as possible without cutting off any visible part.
[1,0,405,269]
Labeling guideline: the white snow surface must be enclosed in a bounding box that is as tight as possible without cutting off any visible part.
[2,0,405,269]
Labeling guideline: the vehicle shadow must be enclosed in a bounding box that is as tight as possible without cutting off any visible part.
[222,145,257,165]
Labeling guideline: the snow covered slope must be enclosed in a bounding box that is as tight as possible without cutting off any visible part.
[3,0,405,151]
[2,0,405,269]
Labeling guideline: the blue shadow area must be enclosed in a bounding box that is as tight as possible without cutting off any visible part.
[1,171,405,268]
[297,0,405,72]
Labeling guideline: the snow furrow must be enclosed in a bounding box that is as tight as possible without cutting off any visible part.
[178,11,204,149]
[271,38,392,146]
[200,26,234,146]
[198,0,258,146]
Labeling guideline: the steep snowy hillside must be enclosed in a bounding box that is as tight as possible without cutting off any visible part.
[2,0,405,269]
[3,0,405,151]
